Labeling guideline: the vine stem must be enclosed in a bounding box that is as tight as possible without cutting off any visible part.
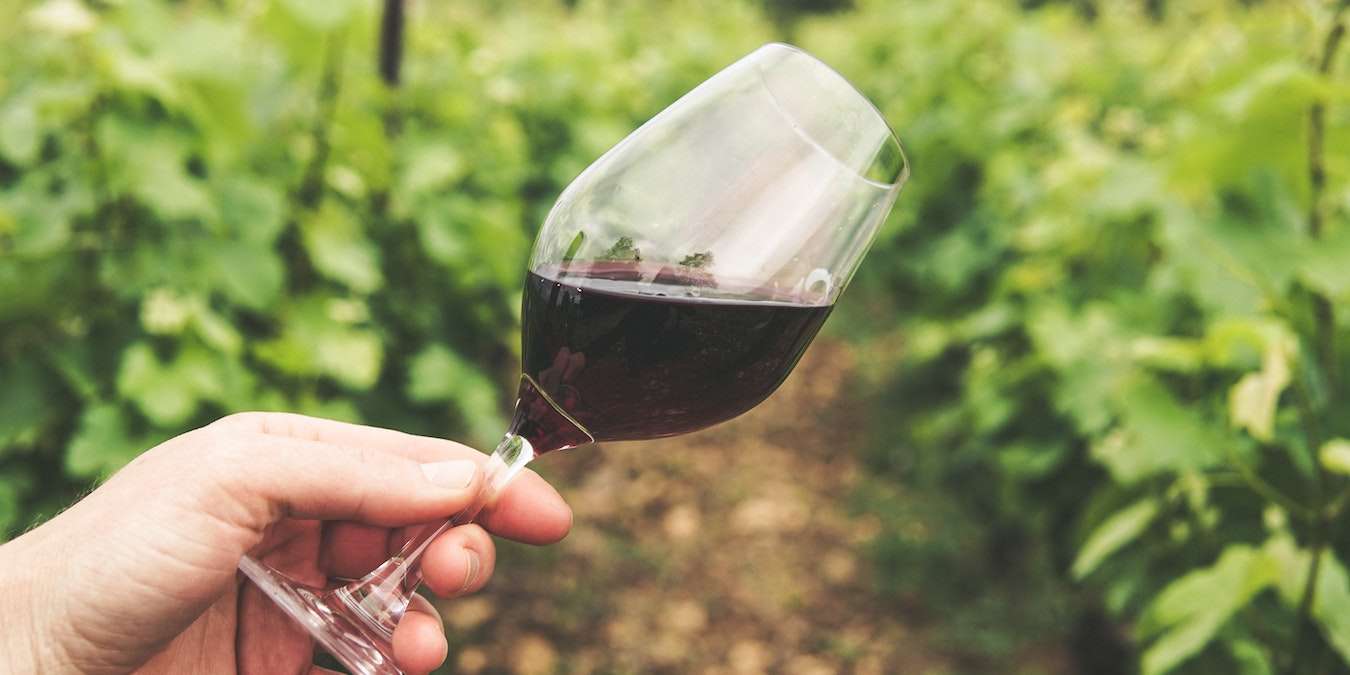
[378,0,405,87]
[1287,3,1349,674]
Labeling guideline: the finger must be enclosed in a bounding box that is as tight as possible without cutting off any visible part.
[480,476,572,545]
[320,522,392,579]
[224,411,487,464]
[225,412,573,544]
[322,523,425,579]
[220,430,482,528]
[392,594,448,674]
[421,524,496,598]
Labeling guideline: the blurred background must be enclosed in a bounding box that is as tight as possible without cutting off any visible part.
[3,0,1350,673]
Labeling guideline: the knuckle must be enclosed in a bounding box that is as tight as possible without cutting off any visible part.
[195,424,256,481]
[462,524,493,554]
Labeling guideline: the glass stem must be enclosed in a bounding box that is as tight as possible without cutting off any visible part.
[332,433,537,639]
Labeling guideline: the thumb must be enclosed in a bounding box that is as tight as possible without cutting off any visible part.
[221,430,483,528]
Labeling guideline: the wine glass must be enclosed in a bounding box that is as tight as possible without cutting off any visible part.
[237,42,908,675]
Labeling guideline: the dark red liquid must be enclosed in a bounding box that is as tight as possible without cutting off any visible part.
[509,262,832,452]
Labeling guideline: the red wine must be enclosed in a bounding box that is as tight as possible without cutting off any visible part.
[509,262,832,452]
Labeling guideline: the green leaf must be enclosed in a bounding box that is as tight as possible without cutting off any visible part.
[0,478,20,535]
[1261,533,1306,606]
[281,0,360,30]
[116,343,199,426]
[0,177,75,258]
[217,178,286,245]
[316,330,383,390]
[1228,338,1293,442]
[26,0,96,36]
[66,404,151,478]
[1228,640,1273,675]
[1130,336,1206,374]
[129,137,213,220]
[301,202,382,294]
[1027,303,1131,435]
[1312,553,1350,667]
[407,345,505,445]
[191,303,243,356]
[1091,377,1229,484]
[1073,499,1160,580]
[1298,227,1350,305]
[407,345,460,403]
[46,342,98,401]
[209,241,284,310]
[107,48,180,110]
[0,361,51,450]
[0,97,40,166]
[254,296,384,390]
[416,207,467,267]
[1321,439,1350,476]
[140,288,193,335]
[996,442,1067,479]
[1216,61,1325,121]
[398,143,467,198]
[1140,545,1278,675]
[1262,535,1350,667]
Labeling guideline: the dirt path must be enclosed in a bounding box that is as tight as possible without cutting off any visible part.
[436,342,952,674]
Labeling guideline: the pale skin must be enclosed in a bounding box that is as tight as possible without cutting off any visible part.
[0,412,573,674]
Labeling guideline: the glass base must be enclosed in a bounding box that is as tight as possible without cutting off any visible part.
[238,555,403,675]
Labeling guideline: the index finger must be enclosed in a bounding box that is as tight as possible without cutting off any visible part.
[221,412,573,545]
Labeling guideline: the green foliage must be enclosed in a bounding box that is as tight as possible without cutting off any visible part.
[812,0,1350,671]
[1073,498,1159,580]
[0,0,773,538]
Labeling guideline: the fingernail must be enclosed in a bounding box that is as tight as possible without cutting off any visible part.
[460,548,481,593]
[420,460,477,490]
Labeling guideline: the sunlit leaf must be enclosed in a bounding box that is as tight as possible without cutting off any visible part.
[301,202,382,294]
[1312,553,1350,667]
[254,296,384,390]
[217,178,286,245]
[26,0,96,36]
[406,345,505,445]
[116,343,198,426]
[66,404,152,478]
[1091,377,1228,483]
[1320,439,1350,476]
[209,241,284,310]
[281,0,360,31]
[398,143,468,198]
[1140,545,1278,675]
[316,331,383,390]
[1073,499,1160,580]
[0,98,40,166]
[1228,640,1273,675]
[192,303,243,356]
[1228,338,1293,442]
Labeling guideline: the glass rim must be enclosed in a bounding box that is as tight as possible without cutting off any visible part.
[755,42,910,191]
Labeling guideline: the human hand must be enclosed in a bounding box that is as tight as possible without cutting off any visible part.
[0,412,572,674]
